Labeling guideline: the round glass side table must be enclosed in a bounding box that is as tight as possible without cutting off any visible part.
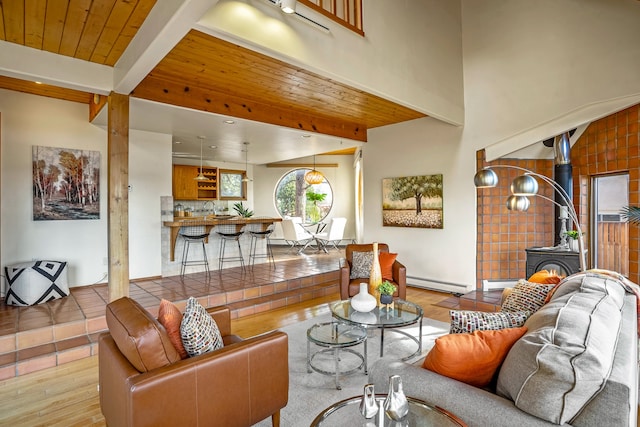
[307,322,368,390]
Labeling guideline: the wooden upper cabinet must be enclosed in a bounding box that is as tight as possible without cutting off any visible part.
[173,165,218,200]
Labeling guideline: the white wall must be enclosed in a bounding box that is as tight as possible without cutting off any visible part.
[128,130,173,279]
[462,0,640,154]
[365,118,473,293]
[1,90,108,288]
[198,0,464,125]
[1,90,174,288]
[252,154,356,242]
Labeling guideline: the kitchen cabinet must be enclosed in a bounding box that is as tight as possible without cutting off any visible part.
[173,165,218,200]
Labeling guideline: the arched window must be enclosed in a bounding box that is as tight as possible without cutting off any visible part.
[274,168,333,223]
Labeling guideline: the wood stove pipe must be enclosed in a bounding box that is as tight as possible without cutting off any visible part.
[553,132,573,245]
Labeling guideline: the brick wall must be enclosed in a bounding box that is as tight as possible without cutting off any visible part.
[475,104,640,288]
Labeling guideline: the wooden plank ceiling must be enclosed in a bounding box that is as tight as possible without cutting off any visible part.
[0,1,426,142]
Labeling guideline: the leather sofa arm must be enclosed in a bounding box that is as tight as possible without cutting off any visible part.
[206,305,232,336]
[392,260,407,299]
[101,330,288,427]
[339,258,351,300]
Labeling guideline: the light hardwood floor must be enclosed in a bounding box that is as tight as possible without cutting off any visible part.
[0,287,452,427]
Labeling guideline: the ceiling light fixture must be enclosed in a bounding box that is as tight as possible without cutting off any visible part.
[242,142,251,182]
[305,155,324,185]
[278,0,296,14]
[194,136,208,181]
[223,120,235,124]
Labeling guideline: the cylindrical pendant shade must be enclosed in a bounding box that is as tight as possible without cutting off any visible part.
[511,175,539,196]
[304,169,324,185]
[473,169,499,188]
[506,195,530,211]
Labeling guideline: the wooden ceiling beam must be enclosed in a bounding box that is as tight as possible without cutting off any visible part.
[132,75,368,142]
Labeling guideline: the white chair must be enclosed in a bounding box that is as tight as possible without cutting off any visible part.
[281,217,314,253]
[311,217,347,252]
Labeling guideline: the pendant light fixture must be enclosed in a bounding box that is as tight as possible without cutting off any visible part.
[194,136,208,181]
[305,155,324,185]
[242,142,251,182]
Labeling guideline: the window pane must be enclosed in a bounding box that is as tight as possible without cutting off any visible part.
[274,168,333,223]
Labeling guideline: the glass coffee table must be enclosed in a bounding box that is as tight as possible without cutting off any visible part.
[331,300,424,360]
[310,394,467,426]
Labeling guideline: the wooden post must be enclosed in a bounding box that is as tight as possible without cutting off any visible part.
[107,92,130,301]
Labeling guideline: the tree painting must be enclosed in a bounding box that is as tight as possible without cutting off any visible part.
[32,146,100,220]
[382,174,443,228]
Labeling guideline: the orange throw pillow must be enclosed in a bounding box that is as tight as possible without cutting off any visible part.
[528,269,562,285]
[379,252,397,281]
[422,326,527,388]
[158,299,188,359]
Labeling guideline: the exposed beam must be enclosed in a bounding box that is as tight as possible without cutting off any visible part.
[265,163,339,168]
[132,75,368,142]
[107,92,130,302]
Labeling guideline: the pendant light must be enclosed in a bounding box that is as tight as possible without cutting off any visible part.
[194,136,208,181]
[242,142,251,182]
[305,155,324,185]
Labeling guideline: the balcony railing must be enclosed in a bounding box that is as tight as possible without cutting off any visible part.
[299,0,364,36]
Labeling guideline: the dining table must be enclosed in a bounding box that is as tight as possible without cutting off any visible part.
[163,216,282,261]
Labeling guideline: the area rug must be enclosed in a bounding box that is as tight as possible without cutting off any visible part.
[254,314,449,427]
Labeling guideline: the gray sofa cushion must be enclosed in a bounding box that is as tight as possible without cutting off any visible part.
[496,273,625,424]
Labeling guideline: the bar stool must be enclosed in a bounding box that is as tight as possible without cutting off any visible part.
[216,221,245,271]
[179,221,211,277]
[248,221,276,267]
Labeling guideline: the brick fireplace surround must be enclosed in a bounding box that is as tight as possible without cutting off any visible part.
[476,104,640,289]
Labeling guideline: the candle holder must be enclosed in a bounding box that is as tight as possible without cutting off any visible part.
[558,217,569,250]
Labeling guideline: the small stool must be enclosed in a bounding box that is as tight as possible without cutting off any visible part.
[179,223,211,277]
[216,223,245,271]
[307,322,367,389]
[248,223,275,267]
[4,260,69,306]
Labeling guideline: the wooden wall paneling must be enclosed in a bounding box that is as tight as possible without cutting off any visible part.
[24,0,46,49]
[58,0,92,58]
[42,0,68,53]
[107,92,130,302]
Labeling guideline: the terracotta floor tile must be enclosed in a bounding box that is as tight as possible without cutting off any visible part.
[18,343,56,360]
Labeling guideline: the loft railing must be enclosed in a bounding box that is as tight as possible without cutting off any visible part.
[298,0,364,36]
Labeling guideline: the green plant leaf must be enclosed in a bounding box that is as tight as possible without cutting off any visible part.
[620,206,640,225]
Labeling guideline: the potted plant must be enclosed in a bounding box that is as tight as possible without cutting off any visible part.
[233,202,254,218]
[377,280,397,305]
[564,230,582,252]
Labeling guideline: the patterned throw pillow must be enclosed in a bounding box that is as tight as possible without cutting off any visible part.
[501,280,555,314]
[450,310,530,334]
[180,297,224,357]
[350,251,374,279]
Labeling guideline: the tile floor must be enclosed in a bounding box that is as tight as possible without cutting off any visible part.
[0,247,344,380]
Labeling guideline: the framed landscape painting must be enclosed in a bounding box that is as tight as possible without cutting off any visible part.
[382,174,443,229]
[32,146,100,221]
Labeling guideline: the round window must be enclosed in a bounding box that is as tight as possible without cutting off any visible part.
[274,168,333,223]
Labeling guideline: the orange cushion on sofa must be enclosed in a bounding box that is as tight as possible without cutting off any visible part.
[379,252,397,281]
[528,269,562,285]
[158,299,188,359]
[422,326,527,388]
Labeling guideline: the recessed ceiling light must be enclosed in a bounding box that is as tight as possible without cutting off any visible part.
[301,134,311,138]
[223,120,235,124]
[174,141,182,144]
[34,81,42,85]
[209,145,217,149]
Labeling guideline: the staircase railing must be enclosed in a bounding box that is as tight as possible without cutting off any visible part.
[298,0,364,35]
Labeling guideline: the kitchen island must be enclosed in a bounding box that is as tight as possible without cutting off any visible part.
[163,216,282,262]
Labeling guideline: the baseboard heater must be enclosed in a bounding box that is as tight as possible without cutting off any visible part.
[482,279,518,291]
[407,275,470,295]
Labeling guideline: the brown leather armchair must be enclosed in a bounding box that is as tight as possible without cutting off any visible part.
[339,243,407,300]
[99,297,288,427]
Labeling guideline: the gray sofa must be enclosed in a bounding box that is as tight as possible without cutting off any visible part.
[370,272,639,426]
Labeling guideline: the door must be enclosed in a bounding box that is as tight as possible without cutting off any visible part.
[591,174,629,275]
